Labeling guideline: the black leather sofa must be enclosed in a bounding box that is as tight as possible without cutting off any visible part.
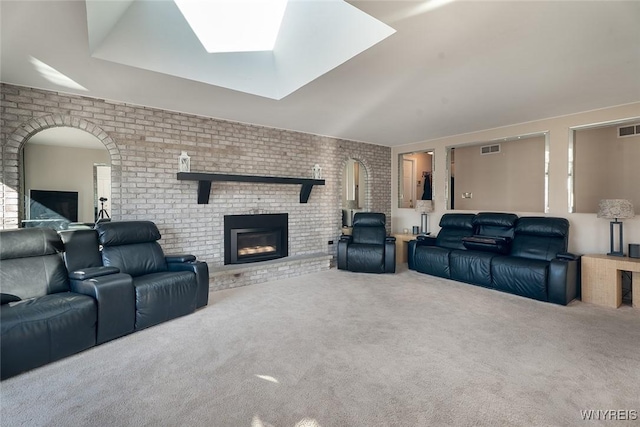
[0,228,132,380]
[0,222,209,379]
[338,212,396,273]
[408,213,579,305]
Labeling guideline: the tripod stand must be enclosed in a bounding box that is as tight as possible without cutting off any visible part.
[96,198,110,222]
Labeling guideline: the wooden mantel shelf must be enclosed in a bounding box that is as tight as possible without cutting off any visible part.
[177,172,325,204]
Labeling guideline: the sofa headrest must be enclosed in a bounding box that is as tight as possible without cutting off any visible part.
[473,212,518,228]
[439,214,475,230]
[515,217,569,237]
[0,227,63,260]
[96,221,161,247]
[353,212,386,228]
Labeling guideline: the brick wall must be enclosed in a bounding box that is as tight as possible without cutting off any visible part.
[0,84,391,285]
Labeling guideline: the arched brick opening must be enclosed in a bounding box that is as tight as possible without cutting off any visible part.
[339,156,373,227]
[2,114,121,228]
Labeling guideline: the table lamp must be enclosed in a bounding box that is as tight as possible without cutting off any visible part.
[415,199,434,234]
[597,199,635,257]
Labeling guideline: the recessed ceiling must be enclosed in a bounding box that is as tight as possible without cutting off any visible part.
[85,0,395,99]
[1,0,639,146]
[173,0,289,53]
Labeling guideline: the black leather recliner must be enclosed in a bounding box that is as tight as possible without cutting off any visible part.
[338,212,396,273]
[0,228,131,379]
[491,217,578,305]
[94,221,209,330]
[408,213,476,279]
[408,213,579,305]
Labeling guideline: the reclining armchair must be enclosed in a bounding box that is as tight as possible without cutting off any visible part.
[94,221,209,330]
[338,212,396,273]
[0,228,130,379]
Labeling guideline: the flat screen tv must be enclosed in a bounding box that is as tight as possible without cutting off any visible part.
[29,189,78,222]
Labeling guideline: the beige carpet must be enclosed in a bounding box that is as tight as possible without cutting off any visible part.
[2,267,639,426]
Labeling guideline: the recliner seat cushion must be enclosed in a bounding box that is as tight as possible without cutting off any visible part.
[0,227,64,260]
[346,244,385,273]
[473,212,518,238]
[96,221,162,246]
[510,217,569,261]
[102,242,168,277]
[0,228,70,300]
[450,250,495,287]
[414,246,450,278]
[132,271,197,330]
[0,255,69,300]
[0,293,96,379]
[435,214,475,250]
[491,257,549,301]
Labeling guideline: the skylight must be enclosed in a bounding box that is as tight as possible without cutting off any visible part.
[174,0,289,53]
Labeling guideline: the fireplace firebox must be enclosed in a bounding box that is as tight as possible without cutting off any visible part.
[224,214,288,265]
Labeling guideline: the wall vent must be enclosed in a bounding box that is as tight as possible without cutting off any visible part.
[480,144,501,155]
[617,124,640,138]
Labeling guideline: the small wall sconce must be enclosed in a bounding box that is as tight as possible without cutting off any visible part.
[179,151,191,172]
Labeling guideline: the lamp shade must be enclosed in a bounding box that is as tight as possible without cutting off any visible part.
[597,199,635,220]
[344,200,358,210]
[415,199,434,213]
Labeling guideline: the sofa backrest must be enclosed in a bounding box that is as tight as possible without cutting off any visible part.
[59,229,103,273]
[0,227,69,300]
[96,221,167,277]
[510,217,569,261]
[473,212,518,238]
[352,213,386,245]
[436,214,475,250]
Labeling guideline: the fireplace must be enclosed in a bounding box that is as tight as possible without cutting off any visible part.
[224,214,288,265]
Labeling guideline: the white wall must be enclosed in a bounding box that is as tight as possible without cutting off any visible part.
[391,102,640,255]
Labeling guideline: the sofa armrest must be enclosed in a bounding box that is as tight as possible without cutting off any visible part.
[339,235,353,243]
[166,254,197,263]
[167,261,210,308]
[337,237,351,270]
[415,235,437,246]
[384,239,396,273]
[548,257,580,305]
[70,273,135,344]
[556,252,580,261]
[68,266,120,281]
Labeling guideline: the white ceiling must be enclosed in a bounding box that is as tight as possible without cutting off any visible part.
[86,0,395,99]
[2,0,639,147]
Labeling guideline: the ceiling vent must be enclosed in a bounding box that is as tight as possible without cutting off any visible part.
[480,144,501,155]
[617,124,640,138]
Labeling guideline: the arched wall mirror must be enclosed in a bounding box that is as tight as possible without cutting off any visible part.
[446,132,549,212]
[21,127,111,230]
[342,158,367,227]
[569,118,640,213]
[398,150,434,209]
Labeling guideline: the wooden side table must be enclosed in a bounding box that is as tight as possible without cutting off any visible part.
[392,233,419,264]
[581,254,640,309]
